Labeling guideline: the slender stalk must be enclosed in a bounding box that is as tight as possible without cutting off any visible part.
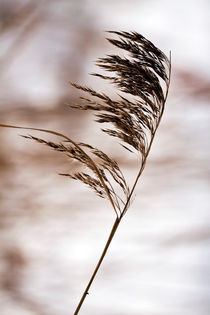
[73,155,146,314]
[73,180,133,314]
[73,57,171,314]
[73,216,121,315]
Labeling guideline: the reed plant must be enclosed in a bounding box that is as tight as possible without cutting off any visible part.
[0,31,171,314]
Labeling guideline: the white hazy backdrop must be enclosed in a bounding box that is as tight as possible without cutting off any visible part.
[0,1,210,315]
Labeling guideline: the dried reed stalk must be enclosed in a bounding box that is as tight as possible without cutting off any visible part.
[0,31,171,314]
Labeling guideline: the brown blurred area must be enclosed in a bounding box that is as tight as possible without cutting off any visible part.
[0,1,210,315]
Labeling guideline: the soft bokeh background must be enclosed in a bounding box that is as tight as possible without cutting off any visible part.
[0,1,210,314]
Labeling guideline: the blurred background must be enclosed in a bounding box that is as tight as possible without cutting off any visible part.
[0,0,210,314]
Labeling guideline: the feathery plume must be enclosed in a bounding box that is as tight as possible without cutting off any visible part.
[0,31,171,314]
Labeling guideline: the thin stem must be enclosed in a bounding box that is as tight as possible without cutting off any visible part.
[122,57,171,216]
[73,137,157,314]
[73,123,160,313]
[73,58,171,314]
[73,216,121,315]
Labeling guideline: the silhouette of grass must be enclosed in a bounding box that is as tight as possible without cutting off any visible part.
[0,30,171,314]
